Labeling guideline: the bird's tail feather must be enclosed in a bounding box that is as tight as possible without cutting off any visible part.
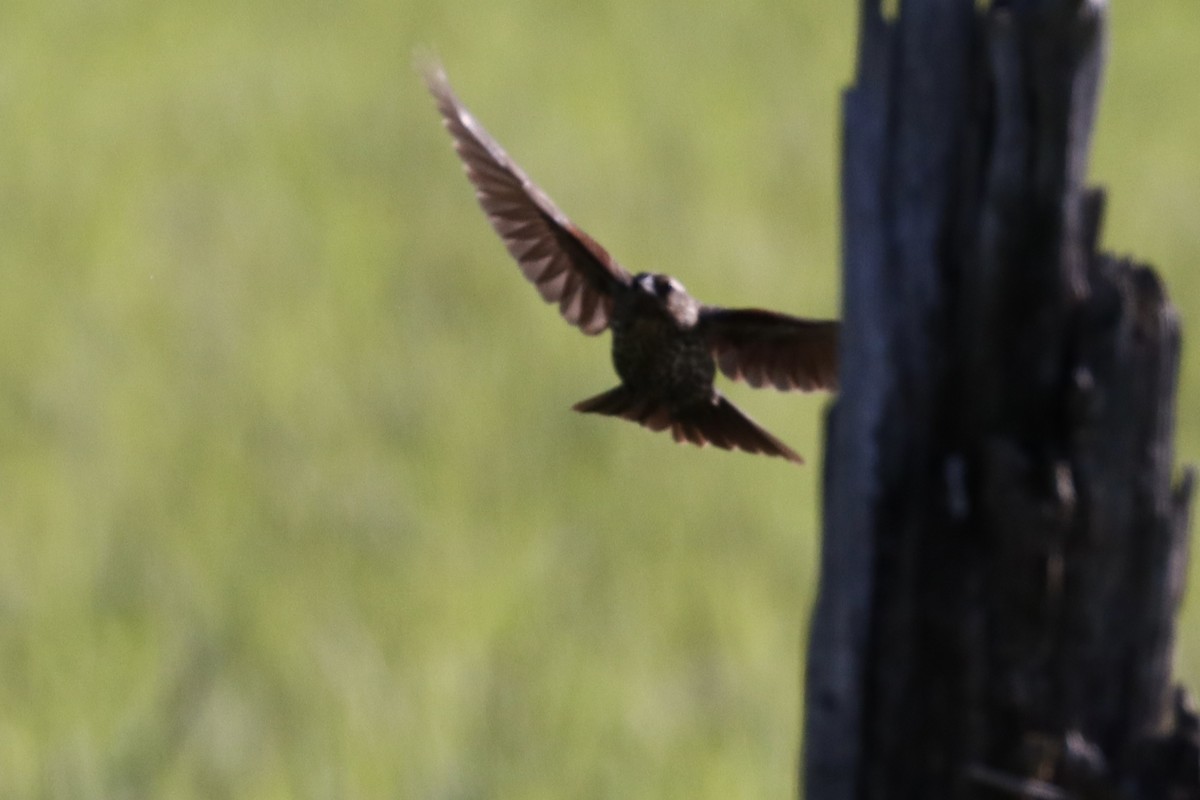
[572,386,802,464]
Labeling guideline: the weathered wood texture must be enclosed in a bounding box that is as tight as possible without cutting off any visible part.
[805,1,1197,798]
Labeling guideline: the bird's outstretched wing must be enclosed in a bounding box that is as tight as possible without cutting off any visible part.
[698,308,839,391]
[573,385,803,464]
[423,62,632,335]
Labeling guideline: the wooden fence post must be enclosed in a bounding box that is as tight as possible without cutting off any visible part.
[804,1,1198,797]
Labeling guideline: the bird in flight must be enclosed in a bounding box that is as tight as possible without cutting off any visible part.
[422,62,839,464]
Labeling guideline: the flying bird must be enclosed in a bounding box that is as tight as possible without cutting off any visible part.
[422,63,839,464]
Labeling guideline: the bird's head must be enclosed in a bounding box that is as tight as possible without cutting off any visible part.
[635,272,684,300]
[633,272,699,327]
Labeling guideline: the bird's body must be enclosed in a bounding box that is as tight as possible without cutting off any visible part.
[423,63,840,464]
[609,275,711,407]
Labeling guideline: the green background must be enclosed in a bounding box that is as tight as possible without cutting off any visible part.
[2,1,1196,797]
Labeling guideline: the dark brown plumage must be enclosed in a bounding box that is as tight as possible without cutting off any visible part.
[423,62,839,464]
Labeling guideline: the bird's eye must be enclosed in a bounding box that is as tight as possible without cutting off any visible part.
[654,277,671,296]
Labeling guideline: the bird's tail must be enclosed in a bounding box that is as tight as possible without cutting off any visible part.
[572,386,803,464]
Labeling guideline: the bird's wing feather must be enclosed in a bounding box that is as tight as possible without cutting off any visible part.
[423,63,632,335]
[698,308,839,391]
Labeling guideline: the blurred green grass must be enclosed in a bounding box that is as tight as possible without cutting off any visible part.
[0,1,1196,797]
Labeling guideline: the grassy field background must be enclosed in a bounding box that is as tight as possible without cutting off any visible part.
[1,1,1196,797]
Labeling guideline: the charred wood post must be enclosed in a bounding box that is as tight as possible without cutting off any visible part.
[804,1,1197,798]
